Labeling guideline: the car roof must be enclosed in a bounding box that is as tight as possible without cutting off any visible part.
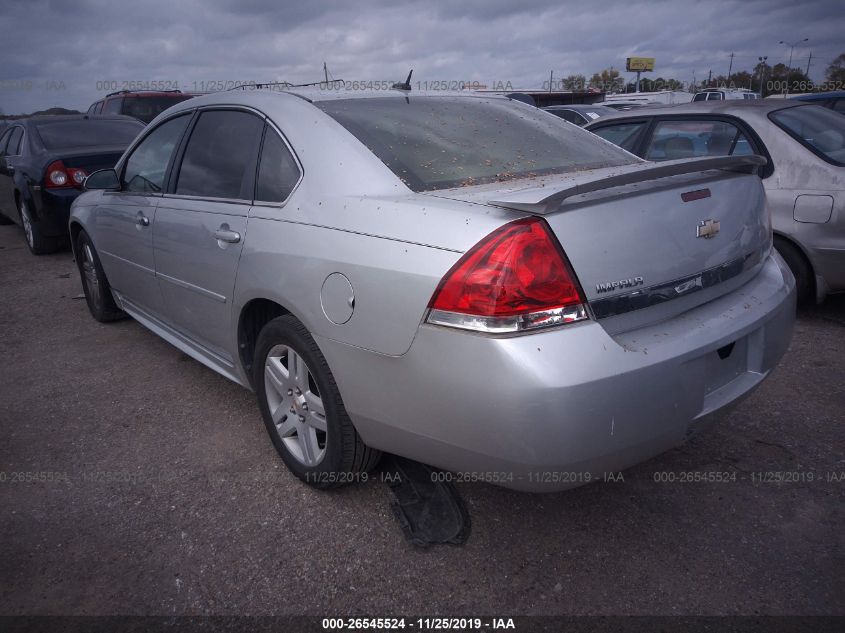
[585,99,813,124]
[24,114,143,124]
[792,91,845,101]
[543,104,613,112]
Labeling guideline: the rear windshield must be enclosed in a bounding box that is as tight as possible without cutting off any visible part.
[121,96,193,123]
[316,96,636,191]
[770,105,845,166]
[35,119,143,150]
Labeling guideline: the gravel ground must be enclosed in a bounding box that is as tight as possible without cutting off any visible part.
[0,224,842,617]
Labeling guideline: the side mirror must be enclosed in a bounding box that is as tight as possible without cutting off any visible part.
[84,168,120,191]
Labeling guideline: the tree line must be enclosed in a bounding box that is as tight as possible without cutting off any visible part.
[554,53,845,96]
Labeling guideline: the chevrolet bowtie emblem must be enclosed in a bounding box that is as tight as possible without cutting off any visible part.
[696,219,720,239]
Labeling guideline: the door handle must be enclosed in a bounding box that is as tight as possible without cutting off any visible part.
[136,214,150,227]
[214,227,241,244]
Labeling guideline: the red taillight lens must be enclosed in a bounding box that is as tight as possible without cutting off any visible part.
[427,217,588,333]
[45,160,87,189]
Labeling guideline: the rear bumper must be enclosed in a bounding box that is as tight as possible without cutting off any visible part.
[317,252,796,491]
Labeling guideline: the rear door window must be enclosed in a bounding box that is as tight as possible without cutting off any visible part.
[175,110,264,200]
[591,122,647,153]
[644,120,753,160]
[122,114,191,193]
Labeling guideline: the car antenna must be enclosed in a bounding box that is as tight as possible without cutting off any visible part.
[392,69,413,91]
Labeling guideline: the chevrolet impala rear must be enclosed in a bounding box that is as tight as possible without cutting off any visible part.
[307,94,796,491]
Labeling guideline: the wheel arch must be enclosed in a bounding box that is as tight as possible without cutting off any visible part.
[237,297,292,388]
[772,230,818,300]
[68,219,84,260]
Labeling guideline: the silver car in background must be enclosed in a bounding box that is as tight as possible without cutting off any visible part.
[587,101,845,303]
[69,89,795,492]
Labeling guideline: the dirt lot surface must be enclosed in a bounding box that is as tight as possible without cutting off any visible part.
[0,224,842,617]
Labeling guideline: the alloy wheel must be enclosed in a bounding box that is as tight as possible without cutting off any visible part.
[263,344,327,466]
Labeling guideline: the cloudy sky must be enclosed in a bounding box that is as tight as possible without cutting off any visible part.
[0,0,842,114]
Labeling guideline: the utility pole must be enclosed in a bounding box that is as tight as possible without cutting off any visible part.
[323,61,328,83]
[728,52,734,82]
[779,38,808,94]
[757,56,768,95]
[805,51,813,78]
[549,70,553,94]
[707,69,712,87]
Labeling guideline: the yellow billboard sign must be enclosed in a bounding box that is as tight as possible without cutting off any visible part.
[626,57,655,72]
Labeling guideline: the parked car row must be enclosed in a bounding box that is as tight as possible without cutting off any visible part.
[6,86,840,493]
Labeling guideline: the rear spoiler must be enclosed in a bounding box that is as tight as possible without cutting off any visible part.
[489,155,767,215]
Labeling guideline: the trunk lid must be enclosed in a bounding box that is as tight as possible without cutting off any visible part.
[429,156,771,333]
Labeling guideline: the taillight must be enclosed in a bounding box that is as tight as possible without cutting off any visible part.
[426,217,588,333]
[45,160,87,189]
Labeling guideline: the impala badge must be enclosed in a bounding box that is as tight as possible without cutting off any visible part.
[697,218,720,239]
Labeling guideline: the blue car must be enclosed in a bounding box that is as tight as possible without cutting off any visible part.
[791,91,845,115]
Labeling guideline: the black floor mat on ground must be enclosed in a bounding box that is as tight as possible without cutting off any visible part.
[381,455,471,548]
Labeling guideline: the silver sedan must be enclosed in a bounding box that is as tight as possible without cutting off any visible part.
[586,100,845,304]
[69,88,795,491]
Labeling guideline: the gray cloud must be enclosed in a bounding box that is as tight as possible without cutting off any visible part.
[0,0,842,114]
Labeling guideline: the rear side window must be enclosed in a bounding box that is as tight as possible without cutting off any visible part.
[103,98,123,114]
[547,109,585,125]
[123,114,191,193]
[120,96,193,124]
[175,110,264,200]
[645,120,752,160]
[0,128,12,155]
[591,122,646,153]
[5,127,23,155]
[35,119,142,149]
[317,97,635,191]
[770,105,845,166]
[255,128,301,203]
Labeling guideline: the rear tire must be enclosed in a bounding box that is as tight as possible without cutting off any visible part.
[774,236,813,305]
[254,315,381,488]
[75,230,126,322]
[19,198,63,255]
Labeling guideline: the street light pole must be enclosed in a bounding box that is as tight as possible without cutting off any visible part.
[757,56,767,95]
[778,38,808,95]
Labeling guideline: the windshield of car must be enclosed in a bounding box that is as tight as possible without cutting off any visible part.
[770,105,845,166]
[35,119,143,149]
[316,96,637,191]
[121,96,193,123]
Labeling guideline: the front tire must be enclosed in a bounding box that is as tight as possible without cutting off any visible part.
[254,315,381,488]
[75,230,126,322]
[19,198,62,255]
